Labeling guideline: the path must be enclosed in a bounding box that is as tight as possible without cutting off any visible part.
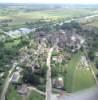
[28,86,45,96]
[46,47,54,100]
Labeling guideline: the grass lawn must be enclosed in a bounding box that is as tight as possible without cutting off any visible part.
[64,51,96,93]
[72,69,95,92]
[64,52,81,92]
[7,86,22,100]
[28,91,45,100]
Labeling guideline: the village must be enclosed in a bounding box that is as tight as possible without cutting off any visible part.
[0,4,98,100]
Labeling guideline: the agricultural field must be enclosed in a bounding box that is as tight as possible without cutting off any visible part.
[72,68,95,92]
[0,8,94,30]
[64,52,96,92]
[65,52,82,92]
[0,8,93,20]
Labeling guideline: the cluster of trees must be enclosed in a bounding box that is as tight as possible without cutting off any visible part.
[88,51,95,61]
[23,67,40,85]
[61,21,81,30]
[95,60,98,69]
[36,25,51,32]
[95,60,98,79]
[22,66,47,86]
[0,19,12,23]
[25,19,53,29]
[0,41,18,67]
[0,36,30,77]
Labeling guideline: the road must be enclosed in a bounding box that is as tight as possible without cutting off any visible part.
[28,86,45,96]
[58,88,98,100]
[0,62,17,100]
[46,47,54,100]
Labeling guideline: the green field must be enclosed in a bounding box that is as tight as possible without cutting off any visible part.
[4,39,21,48]
[0,8,93,19]
[72,68,95,92]
[65,52,81,92]
[64,52,95,92]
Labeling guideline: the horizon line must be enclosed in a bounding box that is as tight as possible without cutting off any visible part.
[0,3,98,5]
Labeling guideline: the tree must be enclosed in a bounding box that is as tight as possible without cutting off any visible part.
[22,68,40,85]
[61,23,72,30]
[20,36,30,46]
[95,60,98,69]
[51,66,59,77]
[55,24,60,31]
[39,66,47,78]
[96,73,98,78]
[71,21,81,29]
[61,21,81,30]
[88,51,95,61]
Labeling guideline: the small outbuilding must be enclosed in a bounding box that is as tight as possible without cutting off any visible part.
[53,77,64,89]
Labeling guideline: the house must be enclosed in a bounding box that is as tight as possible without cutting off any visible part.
[32,64,40,72]
[16,66,23,73]
[52,55,63,63]
[53,77,64,89]
[11,71,20,83]
[81,56,88,67]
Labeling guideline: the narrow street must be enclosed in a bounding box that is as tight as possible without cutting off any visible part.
[46,47,54,100]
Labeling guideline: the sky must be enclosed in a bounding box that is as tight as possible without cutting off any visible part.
[0,0,98,4]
